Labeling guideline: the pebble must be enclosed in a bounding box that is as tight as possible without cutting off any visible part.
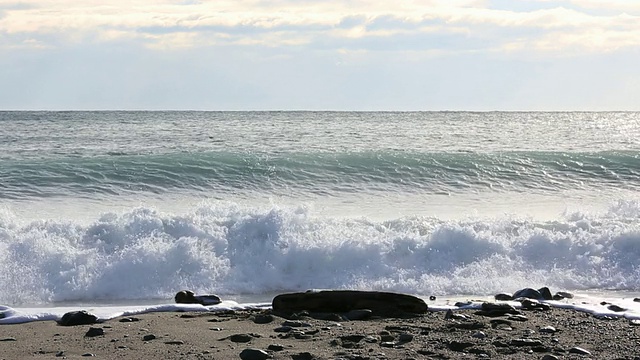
[230,334,253,343]
[569,347,591,355]
[164,340,184,345]
[142,334,156,341]
[511,338,543,347]
[541,355,559,360]
[539,326,556,333]
[267,344,284,351]
[472,331,487,339]
[0,337,17,342]
[291,352,314,360]
[253,314,274,324]
[81,354,95,357]
[84,327,104,337]
[239,348,271,360]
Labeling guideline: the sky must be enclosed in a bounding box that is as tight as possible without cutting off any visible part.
[1,0,639,110]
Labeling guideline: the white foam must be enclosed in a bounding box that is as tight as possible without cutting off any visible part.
[1,200,640,305]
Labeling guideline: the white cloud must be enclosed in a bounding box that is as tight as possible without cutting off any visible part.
[1,0,639,53]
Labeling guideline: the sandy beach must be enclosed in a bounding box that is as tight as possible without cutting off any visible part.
[2,305,639,360]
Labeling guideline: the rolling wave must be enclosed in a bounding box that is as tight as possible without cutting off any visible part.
[1,150,638,199]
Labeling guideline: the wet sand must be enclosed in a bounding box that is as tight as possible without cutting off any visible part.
[1,306,640,359]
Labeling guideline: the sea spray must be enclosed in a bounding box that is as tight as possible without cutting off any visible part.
[1,201,640,305]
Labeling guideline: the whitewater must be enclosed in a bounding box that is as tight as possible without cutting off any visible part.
[1,111,640,323]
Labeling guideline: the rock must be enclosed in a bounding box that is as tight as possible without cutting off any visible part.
[142,334,156,341]
[119,317,141,322]
[267,344,284,351]
[494,293,513,301]
[164,340,184,345]
[272,290,427,316]
[556,291,574,299]
[476,302,519,317]
[507,314,529,322]
[274,326,292,333]
[539,325,556,333]
[608,304,626,312]
[630,319,640,326]
[472,331,487,339]
[511,338,543,347]
[634,297,640,302]
[398,333,413,343]
[84,327,104,337]
[174,290,221,305]
[58,310,99,326]
[291,352,315,360]
[538,287,553,300]
[239,348,271,360]
[569,346,591,355]
[0,337,17,341]
[429,295,436,301]
[448,341,474,351]
[513,288,543,300]
[55,351,65,357]
[230,334,253,343]
[252,314,274,324]
[541,355,559,360]
[81,353,95,357]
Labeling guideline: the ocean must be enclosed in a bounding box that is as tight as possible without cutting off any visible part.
[1,111,640,322]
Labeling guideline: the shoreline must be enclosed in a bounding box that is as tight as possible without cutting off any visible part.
[2,305,640,359]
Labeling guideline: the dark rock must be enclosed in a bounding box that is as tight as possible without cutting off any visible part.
[511,338,543,347]
[274,326,292,333]
[538,287,553,300]
[607,304,626,312]
[174,290,221,305]
[0,337,17,341]
[634,297,640,302]
[429,295,436,301]
[58,310,99,326]
[253,314,274,324]
[341,335,366,343]
[513,288,543,300]
[448,341,474,351]
[55,351,65,357]
[569,347,591,355]
[272,290,427,316]
[556,291,574,299]
[142,334,156,341]
[84,327,104,337]
[81,353,95,357]
[398,333,413,343]
[291,352,315,360]
[494,293,513,301]
[164,340,184,345]
[541,355,560,360]
[267,344,284,351]
[119,317,141,322]
[239,348,271,360]
[481,302,519,313]
[230,334,253,343]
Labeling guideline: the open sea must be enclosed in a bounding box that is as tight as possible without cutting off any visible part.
[1,111,640,322]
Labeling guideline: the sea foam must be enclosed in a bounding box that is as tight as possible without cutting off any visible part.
[1,200,640,306]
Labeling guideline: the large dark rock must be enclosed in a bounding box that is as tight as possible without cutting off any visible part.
[174,290,221,305]
[272,290,427,316]
[58,310,99,326]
